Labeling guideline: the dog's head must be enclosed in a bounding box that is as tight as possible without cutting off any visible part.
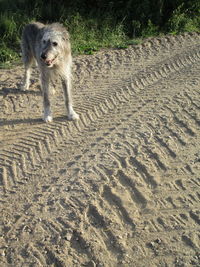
[39,23,71,68]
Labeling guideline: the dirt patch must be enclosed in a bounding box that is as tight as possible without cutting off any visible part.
[1,33,200,266]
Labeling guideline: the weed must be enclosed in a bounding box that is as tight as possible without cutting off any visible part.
[167,4,200,34]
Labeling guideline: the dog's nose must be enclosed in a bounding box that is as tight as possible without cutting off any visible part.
[41,53,47,60]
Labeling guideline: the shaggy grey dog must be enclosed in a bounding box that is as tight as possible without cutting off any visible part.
[21,22,79,122]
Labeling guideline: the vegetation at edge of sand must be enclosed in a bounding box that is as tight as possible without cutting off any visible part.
[0,0,199,67]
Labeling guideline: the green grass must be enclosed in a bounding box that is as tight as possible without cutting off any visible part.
[0,12,30,66]
[0,12,136,67]
[166,5,200,34]
[66,14,131,55]
[0,3,199,68]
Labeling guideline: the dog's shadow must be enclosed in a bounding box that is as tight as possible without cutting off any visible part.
[0,115,70,127]
[0,86,70,127]
[0,86,42,96]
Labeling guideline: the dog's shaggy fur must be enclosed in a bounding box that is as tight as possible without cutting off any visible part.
[21,22,79,122]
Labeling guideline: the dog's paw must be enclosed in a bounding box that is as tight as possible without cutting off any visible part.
[51,88,56,95]
[21,84,29,91]
[68,111,79,121]
[43,115,53,123]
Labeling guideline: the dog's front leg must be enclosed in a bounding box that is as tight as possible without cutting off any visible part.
[62,74,79,120]
[41,72,52,122]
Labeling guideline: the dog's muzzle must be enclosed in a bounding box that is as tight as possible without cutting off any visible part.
[41,53,56,66]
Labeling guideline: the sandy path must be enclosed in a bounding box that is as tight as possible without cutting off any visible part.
[0,33,200,266]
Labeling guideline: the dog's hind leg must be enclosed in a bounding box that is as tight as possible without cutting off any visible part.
[61,72,79,120]
[41,72,53,122]
[21,64,32,91]
[21,46,33,91]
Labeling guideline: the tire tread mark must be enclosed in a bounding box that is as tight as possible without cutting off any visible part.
[173,114,196,137]
[57,217,102,264]
[183,109,200,127]
[117,170,148,208]
[184,92,200,110]
[165,125,187,146]
[102,184,136,229]
[43,246,66,267]
[154,136,177,159]
[182,235,199,250]
[87,204,124,255]
[189,210,200,225]
[0,167,8,192]
[129,156,158,187]
[145,147,168,171]
[41,219,63,236]
[110,152,128,169]
[28,245,47,266]
[1,42,200,193]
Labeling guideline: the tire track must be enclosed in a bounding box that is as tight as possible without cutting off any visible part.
[0,34,200,266]
[1,40,200,194]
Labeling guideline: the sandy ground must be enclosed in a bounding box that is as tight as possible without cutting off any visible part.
[0,33,200,267]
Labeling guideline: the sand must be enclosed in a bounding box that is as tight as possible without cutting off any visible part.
[0,32,200,266]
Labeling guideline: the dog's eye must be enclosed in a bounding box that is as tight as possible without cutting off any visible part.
[52,42,58,46]
[43,40,46,44]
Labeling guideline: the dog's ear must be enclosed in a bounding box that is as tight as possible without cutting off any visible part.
[62,30,70,41]
[53,23,70,41]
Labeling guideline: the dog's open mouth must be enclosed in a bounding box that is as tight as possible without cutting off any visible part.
[43,55,58,67]
[45,58,55,66]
